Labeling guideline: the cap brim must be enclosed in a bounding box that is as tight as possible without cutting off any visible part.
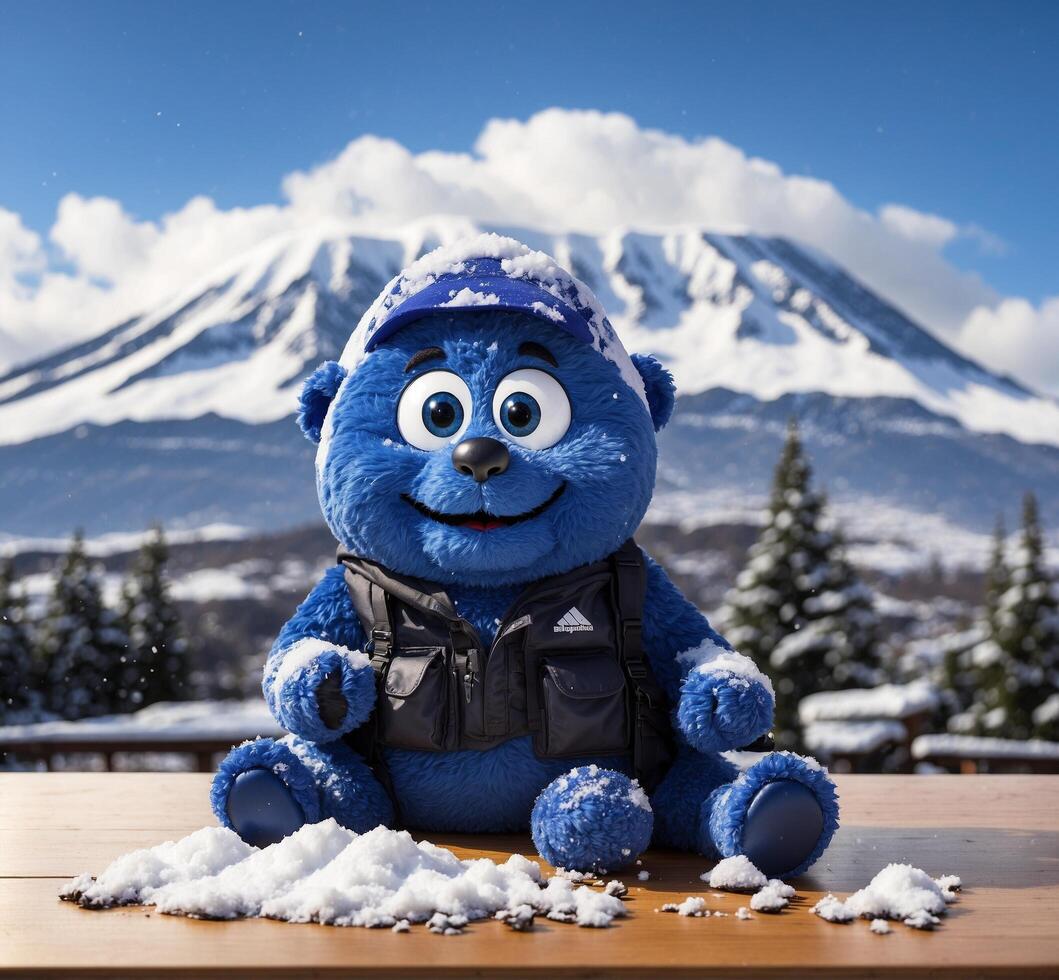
[365,273,594,351]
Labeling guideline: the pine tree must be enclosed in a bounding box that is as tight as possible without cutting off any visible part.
[37,531,129,719]
[0,558,33,722]
[719,420,880,747]
[943,518,1007,724]
[119,526,189,707]
[992,494,1058,739]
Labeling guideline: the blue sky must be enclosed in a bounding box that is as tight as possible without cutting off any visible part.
[1,0,1056,304]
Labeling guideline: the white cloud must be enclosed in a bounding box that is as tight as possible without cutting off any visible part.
[51,194,159,281]
[879,203,959,249]
[958,296,1059,395]
[0,108,1054,394]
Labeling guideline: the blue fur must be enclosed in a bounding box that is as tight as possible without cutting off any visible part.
[531,767,653,872]
[704,752,840,878]
[213,298,839,874]
[678,670,774,753]
[629,352,676,432]
[211,735,393,833]
[298,360,347,443]
[261,566,376,742]
[314,312,660,586]
[212,736,322,826]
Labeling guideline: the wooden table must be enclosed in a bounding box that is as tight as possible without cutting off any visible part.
[1,773,1056,978]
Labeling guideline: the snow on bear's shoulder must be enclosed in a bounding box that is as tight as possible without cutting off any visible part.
[677,638,776,699]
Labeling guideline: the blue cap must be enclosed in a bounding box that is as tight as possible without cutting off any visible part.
[363,257,594,352]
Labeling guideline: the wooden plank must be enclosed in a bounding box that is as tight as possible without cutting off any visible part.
[0,774,1057,977]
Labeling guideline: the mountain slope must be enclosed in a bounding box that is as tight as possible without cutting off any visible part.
[0,220,1055,547]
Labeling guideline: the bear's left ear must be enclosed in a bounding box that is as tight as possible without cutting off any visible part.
[297,361,348,444]
[630,353,676,432]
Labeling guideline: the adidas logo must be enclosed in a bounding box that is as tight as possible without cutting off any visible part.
[553,606,594,634]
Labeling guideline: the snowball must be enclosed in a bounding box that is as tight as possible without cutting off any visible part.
[934,874,962,901]
[496,904,535,931]
[705,854,767,892]
[811,864,961,931]
[661,897,709,917]
[736,906,752,920]
[810,894,855,923]
[844,864,950,920]
[603,880,627,898]
[749,879,795,913]
[870,918,892,935]
[637,870,650,882]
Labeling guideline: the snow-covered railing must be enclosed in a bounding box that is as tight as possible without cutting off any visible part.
[912,734,1059,774]
[799,682,939,723]
[0,700,281,772]
[803,720,907,756]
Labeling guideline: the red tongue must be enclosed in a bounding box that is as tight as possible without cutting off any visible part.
[464,518,504,531]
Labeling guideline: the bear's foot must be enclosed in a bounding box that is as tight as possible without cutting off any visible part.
[530,765,653,874]
[702,751,838,879]
[211,735,393,847]
[226,768,306,848]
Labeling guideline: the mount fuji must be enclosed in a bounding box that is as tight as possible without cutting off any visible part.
[1,220,1056,565]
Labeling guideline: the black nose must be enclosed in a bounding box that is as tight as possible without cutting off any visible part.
[451,437,510,483]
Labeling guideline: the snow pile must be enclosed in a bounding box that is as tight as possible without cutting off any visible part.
[810,864,961,931]
[703,854,768,892]
[749,879,795,913]
[799,682,939,724]
[60,820,628,930]
[59,827,255,908]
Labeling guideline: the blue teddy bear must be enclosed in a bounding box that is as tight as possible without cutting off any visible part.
[211,235,838,878]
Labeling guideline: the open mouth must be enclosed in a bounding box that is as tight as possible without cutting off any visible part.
[401,483,566,532]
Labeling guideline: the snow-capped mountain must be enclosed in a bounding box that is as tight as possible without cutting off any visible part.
[0,221,1056,553]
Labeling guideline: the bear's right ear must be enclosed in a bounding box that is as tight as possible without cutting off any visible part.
[297,361,348,444]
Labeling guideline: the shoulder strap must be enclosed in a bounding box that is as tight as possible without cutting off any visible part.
[612,539,647,679]
[338,551,463,625]
[611,539,674,792]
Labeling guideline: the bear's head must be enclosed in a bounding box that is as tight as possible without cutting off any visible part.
[298,235,675,587]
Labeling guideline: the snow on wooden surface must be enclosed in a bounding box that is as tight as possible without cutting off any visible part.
[3,773,1058,976]
[61,819,627,930]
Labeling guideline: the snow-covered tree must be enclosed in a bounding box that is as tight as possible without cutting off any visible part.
[119,526,189,707]
[37,532,129,719]
[942,519,1007,723]
[719,420,880,747]
[955,495,1058,740]
[0,558,33,722]
[993,494,1058,738]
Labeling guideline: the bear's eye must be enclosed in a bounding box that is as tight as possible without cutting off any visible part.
[492,369,571,450]
[397,370,472,451]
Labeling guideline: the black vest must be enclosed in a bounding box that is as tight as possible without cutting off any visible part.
[337,540,675,793]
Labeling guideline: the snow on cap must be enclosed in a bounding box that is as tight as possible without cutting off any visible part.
[337,233,648,409]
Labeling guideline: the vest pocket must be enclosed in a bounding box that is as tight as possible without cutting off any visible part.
[379,648,452,751]
[537,653,629,757]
